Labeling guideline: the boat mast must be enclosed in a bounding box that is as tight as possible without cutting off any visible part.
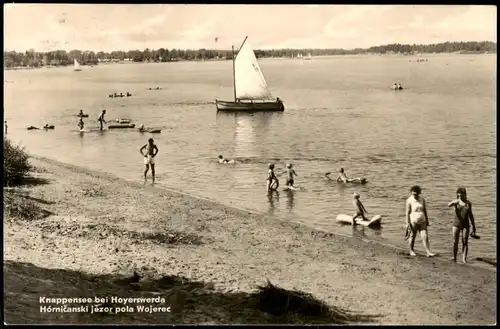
[232,45,236,102]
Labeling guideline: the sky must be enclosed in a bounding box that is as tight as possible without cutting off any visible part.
[3,4,497,52]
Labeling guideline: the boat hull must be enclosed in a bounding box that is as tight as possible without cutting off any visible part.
[108,124,135,129]
[216,100,284,112]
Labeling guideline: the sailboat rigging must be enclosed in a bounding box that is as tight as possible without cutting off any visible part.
[215,36,284,112]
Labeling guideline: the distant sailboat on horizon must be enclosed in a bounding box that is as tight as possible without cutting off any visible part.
[73,58,82,71]
[215,36,284,112]
[305,53,312,60]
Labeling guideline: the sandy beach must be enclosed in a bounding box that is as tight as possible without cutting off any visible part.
[3,155,496,325]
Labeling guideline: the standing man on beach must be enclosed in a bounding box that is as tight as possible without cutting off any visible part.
[4,121,8,134]
[140,138,159,184]
[97,109,107,131]
[448,187,477,263]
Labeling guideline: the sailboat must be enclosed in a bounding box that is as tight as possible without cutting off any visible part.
[73,59,82,71]
[305,53,312,60]
[215,36,284,112]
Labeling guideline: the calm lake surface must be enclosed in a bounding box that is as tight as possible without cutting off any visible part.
[4,54,497,263]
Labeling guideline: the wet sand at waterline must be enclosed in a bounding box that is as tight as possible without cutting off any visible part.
[3,156,496,324]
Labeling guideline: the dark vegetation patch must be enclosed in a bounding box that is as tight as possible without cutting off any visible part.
[4,261,381,324]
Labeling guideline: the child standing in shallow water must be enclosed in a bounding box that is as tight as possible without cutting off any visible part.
[283,163,298,187]
[266,163,279,193]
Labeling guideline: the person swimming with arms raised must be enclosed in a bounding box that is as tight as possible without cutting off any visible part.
[448,187,477,263]
[266,163,279,193]
[218,155,235,164]
[335,168,349,183]
[140,138,159,184]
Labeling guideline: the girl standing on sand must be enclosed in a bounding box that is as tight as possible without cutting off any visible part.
[448,187,477,263]
[405,185,435,257]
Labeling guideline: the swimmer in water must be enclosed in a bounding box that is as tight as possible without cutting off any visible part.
[140,138,159,183]
[78,118,84,130]
[352,192,369,225]
[218,155,235,164]
[406,185,435,257]
[336,168,349,183]
[266,163,279,193]
[448,187,477,263]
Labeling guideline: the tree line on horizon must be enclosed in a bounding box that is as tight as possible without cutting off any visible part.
[3,41,496,68]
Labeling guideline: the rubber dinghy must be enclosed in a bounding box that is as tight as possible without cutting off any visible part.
[336,214,382,227]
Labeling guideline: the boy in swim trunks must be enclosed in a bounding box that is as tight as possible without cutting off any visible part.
[140,138,159,183]
[448,187,477,263]
[352,192,368,224]
[266,163,279,193]
[283,163,298,187]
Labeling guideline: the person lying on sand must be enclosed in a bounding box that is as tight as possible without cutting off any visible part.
[140,138,159,184]
[266,163,279,193]
[448,187,477,263]
[218,155,235,164]
[352,192,368,225]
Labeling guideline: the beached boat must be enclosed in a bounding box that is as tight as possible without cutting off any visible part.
[215,36,284,112]
[73,59,82,72]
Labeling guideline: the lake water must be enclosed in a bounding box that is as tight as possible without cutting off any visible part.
[4,54,497,263]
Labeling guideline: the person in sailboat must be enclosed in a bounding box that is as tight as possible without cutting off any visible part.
[97,109,107,130]
[267,163,279,193]
[218,155,235,164]
[140,138,159,184]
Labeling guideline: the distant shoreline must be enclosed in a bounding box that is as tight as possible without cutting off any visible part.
[3,51,496,72]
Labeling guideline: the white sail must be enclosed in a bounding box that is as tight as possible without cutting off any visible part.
[234,38,272,100]
[74,59,81,70]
